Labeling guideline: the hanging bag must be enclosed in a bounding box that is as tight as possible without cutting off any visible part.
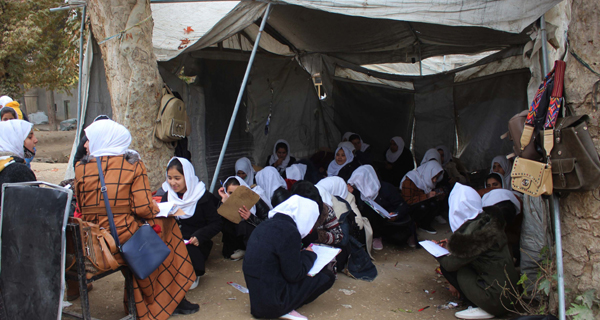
[154,87,190,142]
[96,157,171,280]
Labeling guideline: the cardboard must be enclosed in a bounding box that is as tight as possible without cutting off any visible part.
[217,186,260,224]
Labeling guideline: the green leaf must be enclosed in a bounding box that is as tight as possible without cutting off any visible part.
[517,273,528,286]
[538,279,551,296]
[566,303,595,320]
[575,290,599,309]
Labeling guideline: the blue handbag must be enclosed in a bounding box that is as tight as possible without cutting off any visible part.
[96,157,171,279]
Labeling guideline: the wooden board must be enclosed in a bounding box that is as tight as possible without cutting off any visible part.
[217,186,260,224]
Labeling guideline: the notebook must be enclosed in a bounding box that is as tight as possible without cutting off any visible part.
[156,202,184,218]
[308,244,341,276]
[419,240,450,258]
[217,186,260,224]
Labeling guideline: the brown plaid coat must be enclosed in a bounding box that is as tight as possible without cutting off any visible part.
[75,153,194,320]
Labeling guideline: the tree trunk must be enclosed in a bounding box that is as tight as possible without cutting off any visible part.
[46,90,57,130]
[87,0,171,189]
[560,0,600,302]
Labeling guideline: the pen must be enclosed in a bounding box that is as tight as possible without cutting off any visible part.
[418,306,430,312]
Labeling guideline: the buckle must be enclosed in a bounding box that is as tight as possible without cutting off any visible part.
[101,186,107,192]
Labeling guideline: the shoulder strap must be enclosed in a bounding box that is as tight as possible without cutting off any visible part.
[542,60,567,158]
[96,157,122,251]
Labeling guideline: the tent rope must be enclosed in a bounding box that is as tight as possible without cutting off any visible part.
[568,47,600,112]
[99,14,152,44]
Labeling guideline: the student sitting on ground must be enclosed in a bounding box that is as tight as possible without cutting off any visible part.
[490,155,513,190]
[0,120,37,199]
[380,136,414,187]
[400,160,444,234]
[482,188,523,265]
[162,157,222,288]
[243,195,336,320]
[327,143,357,180]
[265,139,297,174]
[235,157,255,186]
[439,183,518,320]
[436,145,467,185]
[348,134,373,165]
[349,165,412,251]
[218,176,271,261]
[285,163,307,182]
[255,166,290,208]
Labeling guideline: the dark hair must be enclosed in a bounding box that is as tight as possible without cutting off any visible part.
[167,158,184,175]
[485,173,503,188]
[271,187,291,208]
[490,200,517,225]
[224,177,240,190]
[290,180,323,212]
[348,134,361,142]
[1,107,17,119]
[275,142,288,153]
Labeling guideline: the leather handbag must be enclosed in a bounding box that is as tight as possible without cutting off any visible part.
[68,217,121,279]
[505,110,542,160]
[511,157,553,196]
[96,157,171,280]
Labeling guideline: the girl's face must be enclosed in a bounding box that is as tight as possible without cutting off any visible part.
[276,147,287,160]
[24,130,38,151]
[2,113,15,121]
[237,170,247,180]
[335,148,346,165]
[493,162,506,176]
[431,175,438,185]
[437,149,445,164]
[226,184,239,196]
[167,168,187,194]
[389,139,398,153]
[350,138,362,151]
[84,140,90,154]
[487,178,502,190]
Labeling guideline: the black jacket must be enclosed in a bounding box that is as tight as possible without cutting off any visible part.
[0,157,36,199]
[380,147,414,187]
[161,192,222,244]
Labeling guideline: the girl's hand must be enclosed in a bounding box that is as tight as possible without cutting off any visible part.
[427,191,436,198]
[239,205,251,220]
[189,236,199,246]
[347,184,354,193]
[218,187,228,202]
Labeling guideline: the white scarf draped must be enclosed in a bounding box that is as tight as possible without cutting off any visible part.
[255,166,287,206]
[224,175,266,214]
[0,120,32,158]
[401,160,443,194]
[268,195,319,239]
[435,145,452,166]
[348,165,390,216]
[386,136,405,163]
[341,132,354,142]
[482,189,521,215]
[449,183,483,232]
[327,144,354,177]
[316,176,349,199]
[315,185,334,207]
[490,155,512,190]
[162,157,206,219]
[420,148,442,166]
[268,139,291,170]
[286,163,307,181]
[235,157,254,185]
[0,96,13,108]
[85,120,132,157]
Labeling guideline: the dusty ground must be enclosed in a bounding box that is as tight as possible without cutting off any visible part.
[33,126,76,163]
[32,133,467,320]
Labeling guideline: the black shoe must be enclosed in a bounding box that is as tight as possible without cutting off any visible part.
[173,297,199,315]
[419,224,437,234]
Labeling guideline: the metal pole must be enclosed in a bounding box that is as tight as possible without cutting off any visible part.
[208,3,273,192]
[418,44,423,76]
[551,195,566,320]
[76,5,86,146]
[540,15,550,76]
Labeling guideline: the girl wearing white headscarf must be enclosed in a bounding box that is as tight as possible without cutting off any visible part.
[400,160,444,234]
[420,148,442,165]
[435,145,467,185]
[348,165,412,250]
[255,166,289,208]
[266,139,296,174]
[382,136,415,187]
[0,120,37,199]
[285,163,307,181]
[235,157,255,185]
[448,183,483,233]
[162,157,221,280]
[76,120,199,317]
[348,133,373,165]
[341,131,354,142]
[243,195,336,320]
[490,155,513,191]
[327,144,357,180]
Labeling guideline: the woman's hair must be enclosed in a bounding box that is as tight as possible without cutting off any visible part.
[0,107,17,119]
[490,200,517,225]
[485,173,503,187]
[167,158,184,175]
[271,187,290,208]
[224,178,240,190]
[275,142,288,152]
[290,180,324,213]
[348,134,361,142]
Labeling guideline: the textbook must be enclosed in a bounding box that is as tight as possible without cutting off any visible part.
[217,186,260,224]
[308,244,341,277]
[419,240,449,258]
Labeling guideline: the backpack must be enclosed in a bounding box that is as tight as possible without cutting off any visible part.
[154,87,190,142]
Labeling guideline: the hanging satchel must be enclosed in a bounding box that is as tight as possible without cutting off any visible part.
[68,217,121,279]
[154,87,190,143]
[96,157,171,280]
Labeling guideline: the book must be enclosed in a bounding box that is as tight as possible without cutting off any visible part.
[364,200,397,219]
[156,202,182,218]
[419,240,450,257]
[217,185,260,224]
[308,244,341,276]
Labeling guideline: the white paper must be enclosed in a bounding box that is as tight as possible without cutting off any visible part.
[308,244,341,276]
[157,202,178,218]
[419,240,450,258]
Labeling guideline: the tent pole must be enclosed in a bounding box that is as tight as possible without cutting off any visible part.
[208,3,273,193]
[76,5,87,146]
[551,195,566,320]
[540,15,550,75]
[419,44,423,76]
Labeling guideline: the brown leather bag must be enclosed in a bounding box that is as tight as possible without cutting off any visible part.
[69,217,121,279]
[511,156,553,196]
[506,110,542,160]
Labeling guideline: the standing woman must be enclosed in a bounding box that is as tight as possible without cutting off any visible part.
[74,120,198,318]
[490,156,512,190]
[235,157,255,185]
[265,139,296,174]
[381,137,414,187]
[162,157,222,286]
[0,120,37,198]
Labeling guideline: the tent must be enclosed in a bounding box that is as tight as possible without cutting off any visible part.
[70,0,568,187]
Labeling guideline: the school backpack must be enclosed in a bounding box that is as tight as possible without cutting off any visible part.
[155,87,190,142]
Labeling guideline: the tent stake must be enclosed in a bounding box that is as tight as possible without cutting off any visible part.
[208,2,273,193]
[551,194,566,320]
[76,5,86,146]
[540,15,550,75]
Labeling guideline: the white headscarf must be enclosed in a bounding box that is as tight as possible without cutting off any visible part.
[401,160,443,194]
[0,120,33,158]
[85,120,132,157]
[482,189,521,215]
[315,185,333,207]
[162,157,206,219]
[386,136,405,163]
[327,144,354,177]
[435,145,452,166]
[348,165,390,216]
[316,176,349,199]
[349,133,370,152]
[449,183,483,232]
[235,157,254,185]
[255,166,287,206]
[490,155,512,190]
[0,96,13,108]
[268,195,319,239]
[223,175,265,214]
[286,163,307,181]
[420,148,442,165]
[341,132,354,142]
[269,139,291,170]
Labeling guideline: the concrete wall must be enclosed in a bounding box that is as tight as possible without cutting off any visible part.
[22,86,78,121]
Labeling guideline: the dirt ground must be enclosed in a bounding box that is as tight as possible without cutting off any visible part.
[32,133,467,320]
[32,126,76,163]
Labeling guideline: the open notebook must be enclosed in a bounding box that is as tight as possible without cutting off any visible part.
[419,240,449,258]
[308,244,341,277]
